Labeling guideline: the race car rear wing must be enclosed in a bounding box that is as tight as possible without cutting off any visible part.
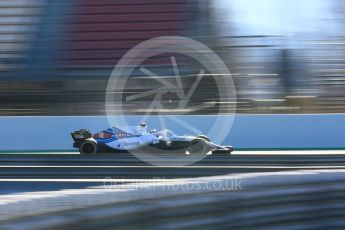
[71,129,93,148]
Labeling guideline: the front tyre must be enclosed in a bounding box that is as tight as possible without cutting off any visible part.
[188,139,209,155]
[80,141,97,154]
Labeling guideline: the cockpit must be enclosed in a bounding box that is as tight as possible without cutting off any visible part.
[158,129,176,138]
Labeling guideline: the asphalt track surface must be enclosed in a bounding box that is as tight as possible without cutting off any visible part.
[2,151,345,229]
[1,150,345,194]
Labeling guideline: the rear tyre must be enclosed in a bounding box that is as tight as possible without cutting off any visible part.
[188,139,209,155]
[80,141,97,154]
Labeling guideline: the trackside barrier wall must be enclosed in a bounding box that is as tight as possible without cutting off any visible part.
[0,114,344,151]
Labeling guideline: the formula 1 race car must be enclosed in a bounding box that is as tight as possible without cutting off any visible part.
[71,123,233,155]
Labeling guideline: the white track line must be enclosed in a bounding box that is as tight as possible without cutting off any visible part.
[2,150,345,155]
[1,165,345,169]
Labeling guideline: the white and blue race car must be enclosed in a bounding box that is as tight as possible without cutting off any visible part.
[71,123,233,155]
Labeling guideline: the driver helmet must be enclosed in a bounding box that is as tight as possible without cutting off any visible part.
[150,129,157,134]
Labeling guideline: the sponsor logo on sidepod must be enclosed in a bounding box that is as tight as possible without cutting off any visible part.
[122,141,140,147]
